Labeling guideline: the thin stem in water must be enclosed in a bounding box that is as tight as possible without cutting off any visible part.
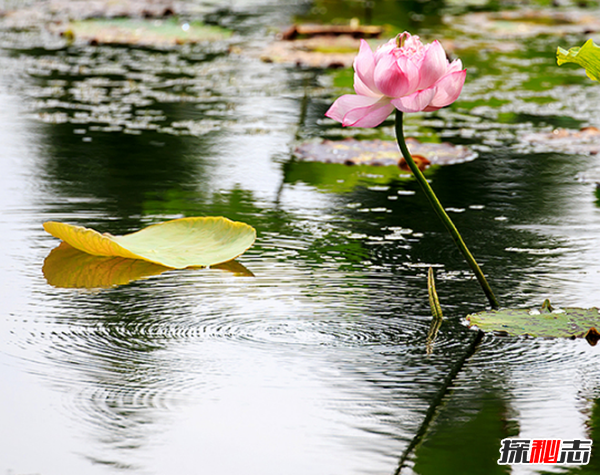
[394,110,500,309]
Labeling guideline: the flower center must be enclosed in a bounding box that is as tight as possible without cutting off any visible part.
[395,34,425,60]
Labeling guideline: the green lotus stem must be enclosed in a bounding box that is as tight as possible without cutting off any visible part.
[395,110,500,310]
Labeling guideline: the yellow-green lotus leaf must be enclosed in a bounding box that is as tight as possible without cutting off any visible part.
[43,217,256,269]
[557,39,600,81]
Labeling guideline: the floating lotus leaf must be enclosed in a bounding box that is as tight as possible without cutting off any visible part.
[466,300,600,343]
[448,10,600,39]
[522,127,600,155]
[261,35,362,68]
[4,0,182,24]
[294,138,477,168]
[0,1,198,31]
[442,37,521,55]
[279,24,384,40]
[43,217,256,269]
[557,39,600,81]
[260,23,384,68]
[54,18,231,47]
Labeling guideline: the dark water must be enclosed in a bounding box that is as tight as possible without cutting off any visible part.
[1,1,600,474]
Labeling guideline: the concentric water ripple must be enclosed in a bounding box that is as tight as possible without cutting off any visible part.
[7,245,485,471]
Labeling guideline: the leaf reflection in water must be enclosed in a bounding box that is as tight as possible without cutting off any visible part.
[43,242,253,289]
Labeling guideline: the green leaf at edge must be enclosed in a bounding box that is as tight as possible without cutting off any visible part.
[557,39,600,82]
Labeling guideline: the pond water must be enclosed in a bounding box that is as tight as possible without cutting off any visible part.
[2,1,600,474]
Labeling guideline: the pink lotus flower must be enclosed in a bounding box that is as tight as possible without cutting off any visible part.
[325,32,467,127]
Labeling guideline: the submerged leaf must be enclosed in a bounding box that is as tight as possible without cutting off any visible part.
[466,300,600,341]
[557,39,600,81]
[43,217,256,269]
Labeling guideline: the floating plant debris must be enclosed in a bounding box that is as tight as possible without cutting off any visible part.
[43,217,256,269]
[294,138,477,169]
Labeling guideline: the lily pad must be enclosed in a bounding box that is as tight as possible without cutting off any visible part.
[448,9,600,39]
[294,138,477,169]
[53,18,231,47]
[4,0,181,21]
[0,0,200,31]
[521,127,600,155]
[43,217,256,269]
[466,299,600,343]
[261,35,364,68]
[260,22,385,68]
